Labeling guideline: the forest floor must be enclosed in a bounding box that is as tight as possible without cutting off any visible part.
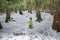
[0,10,60,40]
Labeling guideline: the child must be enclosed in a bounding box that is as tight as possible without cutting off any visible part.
[29,18,33,29]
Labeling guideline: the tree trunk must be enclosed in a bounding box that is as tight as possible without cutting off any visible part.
[28,9,32,14]
[15,10,17,13]
[27,1,32,14]
[36,8,42,22]
[5,8,10,23]
[28,5,32,14]
[0,23,3,29]
[28,4,32,14]
[52,10,60,32]
[19,10,23,15]
[49,8,56,15]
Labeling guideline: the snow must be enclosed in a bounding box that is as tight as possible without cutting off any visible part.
[0,10,60,40]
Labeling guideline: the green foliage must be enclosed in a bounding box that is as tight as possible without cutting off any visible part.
[0,0,60,12]
[0,0,24,12]
[35,0,43,7]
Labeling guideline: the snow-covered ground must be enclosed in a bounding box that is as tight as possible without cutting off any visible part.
[0,10,60,40]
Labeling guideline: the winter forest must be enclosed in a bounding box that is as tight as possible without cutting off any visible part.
[0,0,60,40]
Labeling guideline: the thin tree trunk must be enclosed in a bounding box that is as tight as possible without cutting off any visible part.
[28,9,32,13]
[36,8,42,22]
[15,10,17,13]
[28,5,32,13]
[5,8,10,22]
[19,10,23,15]
[27,0,32,14]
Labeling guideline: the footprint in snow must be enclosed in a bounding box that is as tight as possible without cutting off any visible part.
[13,32,25,36]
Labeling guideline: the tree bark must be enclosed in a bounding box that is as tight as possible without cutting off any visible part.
[19,10,23,15]
[27,5,32,14]
[52,10,60,32]
[27,0,32,14]
[28,9,32,14]
[15,10,17,13]
[36,8,42,22]
[5,8,10,23]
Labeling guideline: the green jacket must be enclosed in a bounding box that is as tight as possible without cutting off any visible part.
[29,19,33,26]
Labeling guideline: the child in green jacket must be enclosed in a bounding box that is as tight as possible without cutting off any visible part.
[29,18,33,29]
